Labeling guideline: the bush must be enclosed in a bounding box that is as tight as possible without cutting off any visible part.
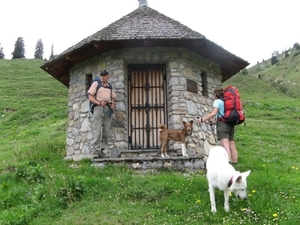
[293,42,300,50]
[15,162,46,184]
[57,176,85,206]
[271,56,278,65]
[241,69,248,75]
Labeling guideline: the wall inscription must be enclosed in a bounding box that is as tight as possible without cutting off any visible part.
[186,79,198,94]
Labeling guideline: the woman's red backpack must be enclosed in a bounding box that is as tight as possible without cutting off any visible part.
[220,86,245,125]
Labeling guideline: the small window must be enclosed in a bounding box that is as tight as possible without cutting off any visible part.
[86,74,93,94]
[201,72,208,96]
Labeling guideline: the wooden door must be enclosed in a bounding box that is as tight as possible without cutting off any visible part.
[128,65,167,149]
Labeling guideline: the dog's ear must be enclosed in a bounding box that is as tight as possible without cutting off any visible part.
[236,170,251,183]
[183,121,186,125]
[242,170,251,178]
[236,175,242,183]
[189,120,194,125]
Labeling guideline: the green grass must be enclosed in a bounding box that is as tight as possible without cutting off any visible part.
[245,46,300,99]
[0,59,300,224]
[0,59,68,161]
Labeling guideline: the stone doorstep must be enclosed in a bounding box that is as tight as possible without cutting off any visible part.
[91,149,206,171]
[91,155,204,163]
[119,149,179,158]
[91,155,205,171]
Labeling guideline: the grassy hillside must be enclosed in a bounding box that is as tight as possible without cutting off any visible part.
[232,45,300,99]
[0,59,68,163]
[0,59,300,224]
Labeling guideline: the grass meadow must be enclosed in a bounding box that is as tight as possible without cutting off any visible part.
[0,59,299,224]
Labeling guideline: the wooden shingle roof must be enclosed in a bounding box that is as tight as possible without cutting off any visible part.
[41,6,249,87]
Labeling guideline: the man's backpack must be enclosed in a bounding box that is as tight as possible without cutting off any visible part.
[220,86,245,125]
[88,78,112,114]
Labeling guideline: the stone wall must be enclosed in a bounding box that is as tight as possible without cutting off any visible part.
[65,47,222,160]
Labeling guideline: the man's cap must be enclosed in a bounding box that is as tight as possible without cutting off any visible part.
[100,70,109,75]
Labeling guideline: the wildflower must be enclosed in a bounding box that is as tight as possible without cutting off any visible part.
[273,213,278,217]
[252,190,256,193]
[291,166,295,169]
[196,199,201,204]
[248,193,252,197]
[262,165,266,167]
[241,208,247,211]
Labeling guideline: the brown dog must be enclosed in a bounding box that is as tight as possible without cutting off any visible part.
[158,120,194,157]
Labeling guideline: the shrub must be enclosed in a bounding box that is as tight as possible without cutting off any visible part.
[241,69,248,75]
[271,56,278,65]
[15,162,46,184]
[293,42,300,50]
[57,176,85,206]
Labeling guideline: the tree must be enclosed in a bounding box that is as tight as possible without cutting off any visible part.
[0,44,4,59]
[271,51,278,65]
[12,37,25,59]
[271,55,278,65]
[284,50,289,58]
[241,69,248,75]
[34,39,44,59]
[49,44,54,60]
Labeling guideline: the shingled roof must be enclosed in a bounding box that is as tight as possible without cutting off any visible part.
[41,6,249,87]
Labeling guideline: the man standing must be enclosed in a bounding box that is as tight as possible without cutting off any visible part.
[88,70,116,158]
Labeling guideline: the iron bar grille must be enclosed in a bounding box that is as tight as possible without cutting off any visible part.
[128,65,167,149]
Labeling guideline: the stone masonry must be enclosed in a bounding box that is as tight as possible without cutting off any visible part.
[65,47,222,161]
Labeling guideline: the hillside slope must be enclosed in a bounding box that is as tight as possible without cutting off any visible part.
[0,59,68,158]
[0,59,300,224]
[228,45,300,99]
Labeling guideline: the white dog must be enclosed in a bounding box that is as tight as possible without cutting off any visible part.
[206,146,251,212]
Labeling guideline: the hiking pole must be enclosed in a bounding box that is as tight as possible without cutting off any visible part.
[196,117,206,141]
[209,120,217,143]
[110,114,120,158]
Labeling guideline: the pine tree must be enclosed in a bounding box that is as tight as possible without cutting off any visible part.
[271,56,278,65]
[34,39,44,59]
[271,51,278,65]
[49,44,54,60]
[0,44,5,59]
[12,37,25,59]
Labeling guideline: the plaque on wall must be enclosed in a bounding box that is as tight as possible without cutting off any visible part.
[186,79,198,94]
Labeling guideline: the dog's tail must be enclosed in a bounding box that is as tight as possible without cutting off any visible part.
[158,124,167,132]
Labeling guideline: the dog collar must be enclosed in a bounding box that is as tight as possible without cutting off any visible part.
[228,176,233,187]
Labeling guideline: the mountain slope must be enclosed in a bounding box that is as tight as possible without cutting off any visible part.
[0,59,68,159]
[230,45,300,99]
[0,59,300,224]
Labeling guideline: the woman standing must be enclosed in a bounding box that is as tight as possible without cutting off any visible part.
[197,87,238,164]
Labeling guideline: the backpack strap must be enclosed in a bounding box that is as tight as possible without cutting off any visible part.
[95,79,102,96]
[217,98,225,121]
[89,79,113,114]
[109,83,112,102]
[95,80,113,102]
[90,77,113,100]
[105,82,113,102]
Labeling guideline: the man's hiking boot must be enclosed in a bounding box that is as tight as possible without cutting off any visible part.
[92,149,109,159]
